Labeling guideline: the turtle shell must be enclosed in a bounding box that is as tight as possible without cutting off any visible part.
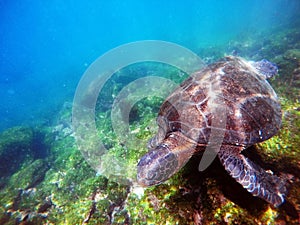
[150,56,281,149]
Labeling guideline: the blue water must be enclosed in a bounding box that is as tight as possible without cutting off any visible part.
[0,0,299,131]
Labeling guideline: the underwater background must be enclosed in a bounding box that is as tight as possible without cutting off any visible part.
[1,0,299,132]
[0,0,300,224]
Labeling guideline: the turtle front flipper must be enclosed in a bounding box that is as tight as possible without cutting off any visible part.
[137,131,197,187]
[218,145,286,207]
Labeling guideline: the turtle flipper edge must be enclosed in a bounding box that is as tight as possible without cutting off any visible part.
[218,145,286,207]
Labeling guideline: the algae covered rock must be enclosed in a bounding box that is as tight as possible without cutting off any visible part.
[0,157,52,223]
[0,127,34,177]
[283,49,300,88]
[0,126,50,179]
[283,49,300,60]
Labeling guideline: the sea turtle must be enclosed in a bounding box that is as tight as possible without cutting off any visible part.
[137,56,286,207]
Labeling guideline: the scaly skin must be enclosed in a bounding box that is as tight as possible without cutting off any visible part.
[218,145,286,207]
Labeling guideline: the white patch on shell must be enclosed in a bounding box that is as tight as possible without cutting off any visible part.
[218,68,226,75]
[258,130,263,139]
[235,109,242,119]
[207,73,223,111]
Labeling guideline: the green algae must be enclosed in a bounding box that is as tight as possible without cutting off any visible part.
[0,126,34,177]
[0,122,121,224]
[94,94,165,184]
[258,96,300,164]
[0,126,33,149]
[126,185,188,224]
[214,202,255,225]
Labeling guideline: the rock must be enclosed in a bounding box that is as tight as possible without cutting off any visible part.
[0,127,34,177]
[0,126,50,178]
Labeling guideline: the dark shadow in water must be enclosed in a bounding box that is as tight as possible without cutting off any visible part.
[178,146,299,221]
[243,146,300,218]
[0,129,50,189]
[31,131,49,159]
[189,154,267,215]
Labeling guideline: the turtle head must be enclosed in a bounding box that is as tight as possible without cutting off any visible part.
[137,132,196,186]
[137,145,178,187]
[251,59,278,79]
